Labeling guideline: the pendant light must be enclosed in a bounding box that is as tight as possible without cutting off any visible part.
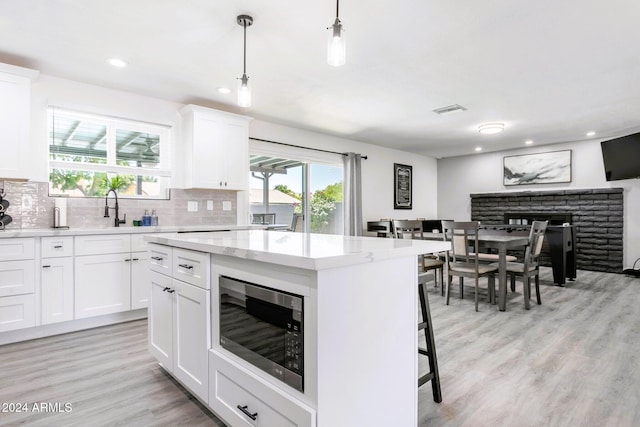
[327,0,346,67]
[237,14,253,108]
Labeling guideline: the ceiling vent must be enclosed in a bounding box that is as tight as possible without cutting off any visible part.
[433,104,467,115]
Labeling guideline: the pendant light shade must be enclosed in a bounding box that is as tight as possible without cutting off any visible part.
[327,0,345,67]
[237,15,253,108]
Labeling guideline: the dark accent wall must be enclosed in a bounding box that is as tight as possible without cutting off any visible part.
[470,188,624,273]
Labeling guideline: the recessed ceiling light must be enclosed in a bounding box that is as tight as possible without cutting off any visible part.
[586,131,596,137]
[107,57,128,68]
[475,147,482,152]
[478,123,504,134]
[525,140,534,145]
[217,87,232,94]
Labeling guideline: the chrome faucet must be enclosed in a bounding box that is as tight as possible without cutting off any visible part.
[104,189,126,227]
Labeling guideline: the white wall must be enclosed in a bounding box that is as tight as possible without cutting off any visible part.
[250,120,439,225]
[27,74,438,229]
[437,140,640,268]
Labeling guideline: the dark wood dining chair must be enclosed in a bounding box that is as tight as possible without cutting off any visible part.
[391,219,442,402]
[441,220,498,311]
[392,220,445,291]
[494,220,548,309]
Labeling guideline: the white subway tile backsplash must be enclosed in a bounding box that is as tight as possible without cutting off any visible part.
[0,181,238,230]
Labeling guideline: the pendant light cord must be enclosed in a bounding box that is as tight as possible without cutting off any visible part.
[242,19,247,74]
[336,0,340,18]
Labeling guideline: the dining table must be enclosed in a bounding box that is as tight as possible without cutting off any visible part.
[476,234,530,311]
[422,231,530,311]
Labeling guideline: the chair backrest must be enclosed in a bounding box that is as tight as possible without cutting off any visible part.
[392,220,424,240]
[290,213,303,232]
[523,220,548,269]
[441,220,480,264]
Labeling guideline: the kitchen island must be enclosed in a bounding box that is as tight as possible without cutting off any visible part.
[145,230,450,427]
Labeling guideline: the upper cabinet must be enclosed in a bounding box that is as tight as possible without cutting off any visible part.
[0,63,39,180]
[180,105,251,190]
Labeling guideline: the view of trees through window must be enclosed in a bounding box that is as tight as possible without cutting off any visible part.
[47,108,170,198]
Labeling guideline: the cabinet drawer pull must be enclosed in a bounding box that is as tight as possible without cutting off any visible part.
[42,265,51,268]
[178,263,194,270]
[237,405,258,421]
[53,245,63,249]
[167,289,175,294]
[124,258,132,262]
[151,256,164,261]
[162,287,170,292]
[132,258,139,261]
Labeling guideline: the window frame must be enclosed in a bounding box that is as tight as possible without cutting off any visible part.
[47,107,172,199]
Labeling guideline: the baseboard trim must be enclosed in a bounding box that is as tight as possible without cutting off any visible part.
[0,309,147,345]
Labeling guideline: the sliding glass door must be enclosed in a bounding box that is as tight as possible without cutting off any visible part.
[249,154,343,234]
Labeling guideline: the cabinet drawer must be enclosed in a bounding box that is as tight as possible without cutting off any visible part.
[173,248,210,289]
[209,350,315,427]
[0,238,35,261]
[42,236,74,258]
[0,294,36,332]
[149,244,173,276]
[0,260,35,297]
[75,234,131,256]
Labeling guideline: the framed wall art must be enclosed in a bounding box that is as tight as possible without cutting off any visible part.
[503,150,572,186]
[394,163,412,209]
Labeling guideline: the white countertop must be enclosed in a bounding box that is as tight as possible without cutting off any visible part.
[146,230,451,270]
[0,224,265,238]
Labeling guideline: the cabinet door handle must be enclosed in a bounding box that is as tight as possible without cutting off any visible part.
[42,265,51,268]
[151,256,163,261]
[237,405,258,421]
[178,263,193,270]
[124,258,131,262]
[53,245,63,249]
[132,258,140,261]
[167,289,175,294]
[162,287,170,292]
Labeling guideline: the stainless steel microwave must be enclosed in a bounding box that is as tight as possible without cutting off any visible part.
[219,275,304,392]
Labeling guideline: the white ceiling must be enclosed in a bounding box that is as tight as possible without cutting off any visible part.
[2,0,640,158]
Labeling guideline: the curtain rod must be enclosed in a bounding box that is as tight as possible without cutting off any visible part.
[249,137,368,160]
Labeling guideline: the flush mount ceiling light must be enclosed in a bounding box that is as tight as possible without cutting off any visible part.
[478,123,505,134]
[525,140,534,145]
[107,57,127,68]
[237,14,253,108]
[327,0,346,67]
[217,87,231,94]
[586,131,596,137]
[475,147,482,152]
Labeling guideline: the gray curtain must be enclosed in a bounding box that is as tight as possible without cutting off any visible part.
[343,152,363,236]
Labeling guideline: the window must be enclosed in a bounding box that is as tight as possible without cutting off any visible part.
[48,108,171,198]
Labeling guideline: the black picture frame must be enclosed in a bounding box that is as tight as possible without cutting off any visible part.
[394,163,412,209]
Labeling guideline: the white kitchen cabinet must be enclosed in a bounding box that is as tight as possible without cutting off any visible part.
[0,63,38,180]
[41,257,74,324]
[209,350,315,427]
[148,244,211,402]
[0,238,36,332]
[0,294,36,333]
[131,234,151,309]
[180,104,251,190]
[41,236,74,325]
[74,253,131,319]
[149,271,173,367]
[131,251,150,309]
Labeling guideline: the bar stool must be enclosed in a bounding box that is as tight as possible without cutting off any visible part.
[418,275,442,403]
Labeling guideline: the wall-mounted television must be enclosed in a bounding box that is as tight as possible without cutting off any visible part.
[600,132,640,181]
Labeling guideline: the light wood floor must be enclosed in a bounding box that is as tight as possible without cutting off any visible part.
[1,267,639,426]
[419,267,640,426]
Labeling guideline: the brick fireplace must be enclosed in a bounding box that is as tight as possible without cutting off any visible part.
[470,188,623,273]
